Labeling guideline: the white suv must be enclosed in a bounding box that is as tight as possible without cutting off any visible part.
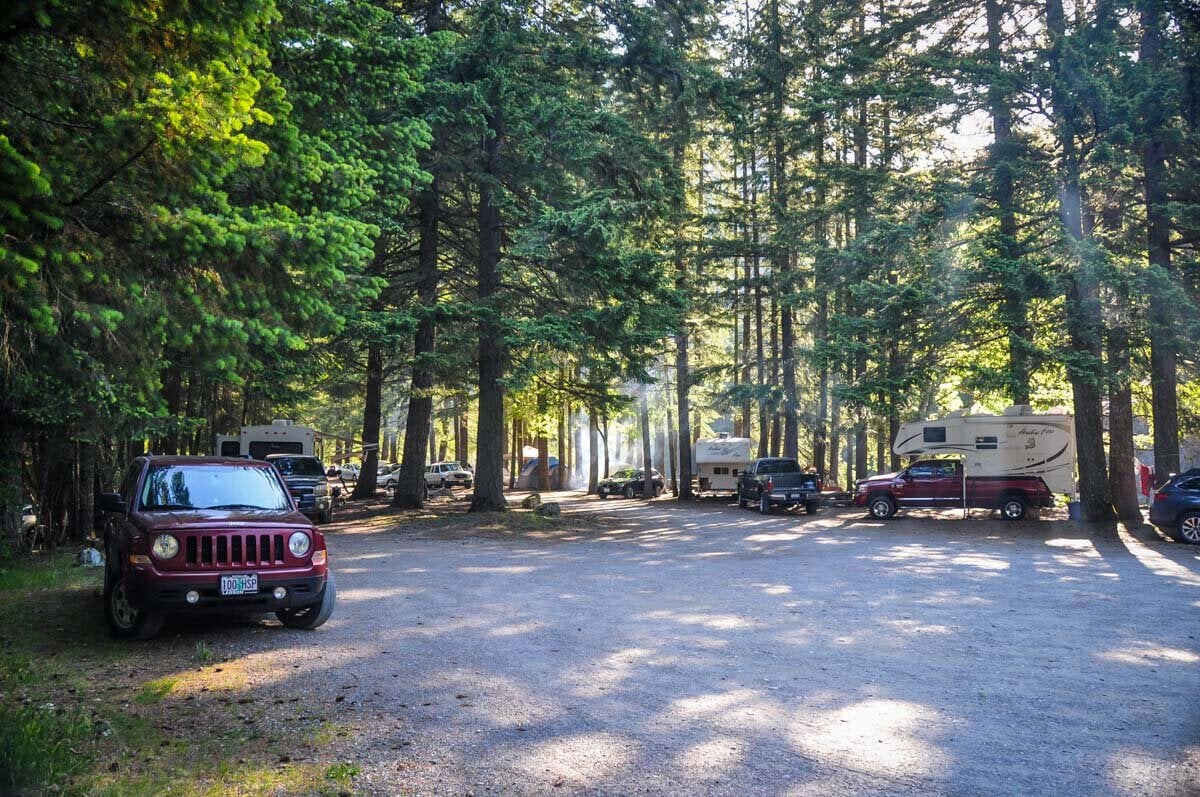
[424,462,473,489]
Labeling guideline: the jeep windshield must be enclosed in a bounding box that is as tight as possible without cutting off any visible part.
[139,464,292,512]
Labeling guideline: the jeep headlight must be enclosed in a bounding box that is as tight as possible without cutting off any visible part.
[152,534,179,559]
[857,483,868,493]
[289,531,311,557]
[313,480,328,497]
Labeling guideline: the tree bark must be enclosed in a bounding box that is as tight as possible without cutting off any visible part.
[351,345,383,499]
[1107,326,1142,524]
[393,182,441,509]
[666,406,678,496]
[468,108,508,513]
[986,0,1033,404]
[1140,0,1180,482]
[1047,0,1113,522]
[640,391,654,498]
[588,413,599,494]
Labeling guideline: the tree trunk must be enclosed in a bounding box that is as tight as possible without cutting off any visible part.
[640,391,654,498]
[351,345,383,499]
[666,407,678,496]
[1047,0,1113,523]
[469,108,508,513]
[393,184,440,508]
[986,0,1033,403]
[1107,326,1142,524]
[556,395,566,490]
[588,413,599,494]
[1140,0,1180,482]
[829,374,841,486]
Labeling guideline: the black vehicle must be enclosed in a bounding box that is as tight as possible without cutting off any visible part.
[598,468,664,499]
[1149,468,1200,544]
[737,457,822,514]
[266,454,333,524]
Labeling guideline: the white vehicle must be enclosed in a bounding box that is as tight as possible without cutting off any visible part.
[694,435,753,495]
[424,461,473,489]
[215,419,315,460]
[893,405,1076,494]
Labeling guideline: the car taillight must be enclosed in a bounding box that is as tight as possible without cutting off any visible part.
[766,479,774,492]
[1154,492,1168,502]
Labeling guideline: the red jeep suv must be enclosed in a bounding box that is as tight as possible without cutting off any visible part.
[99,456,335,639]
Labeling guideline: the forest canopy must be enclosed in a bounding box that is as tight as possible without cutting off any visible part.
[2,0,1198,546]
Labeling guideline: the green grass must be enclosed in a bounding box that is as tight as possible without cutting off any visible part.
[134,675,179,704]
[0,552,97,593]
[0,702,93,795]
[325,762,360,783]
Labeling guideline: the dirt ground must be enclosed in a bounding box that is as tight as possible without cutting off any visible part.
[131,489,1199,797]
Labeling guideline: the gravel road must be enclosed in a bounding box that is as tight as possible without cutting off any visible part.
[249,493,1200,796]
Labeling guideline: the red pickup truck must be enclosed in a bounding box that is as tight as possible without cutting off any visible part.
[853,459,1054,521]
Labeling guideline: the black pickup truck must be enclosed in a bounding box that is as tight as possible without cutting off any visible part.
[737,457,823,515]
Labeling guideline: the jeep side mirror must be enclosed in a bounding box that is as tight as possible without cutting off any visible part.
[899,471,911,481]
[99,493,126,513]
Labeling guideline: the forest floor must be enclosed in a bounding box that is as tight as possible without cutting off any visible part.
[2,491,1198,796]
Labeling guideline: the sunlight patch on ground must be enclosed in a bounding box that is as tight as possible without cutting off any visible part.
[571,648,653,698]
[790,699,947,779]
[1097,642,1200,666]
[1116,533,1200,587]
[745,532,804,542]
[457,565,541,575]
[423,670,564,729]
[749,581,794,595]
[639,609,757,630]
[948,553,1009,570]
[486,621,547,637]
[513,732,635,785]
[673,736,747,779]
[339,586,423,602]
[882,618,954,635]
[1104,745,1198,796]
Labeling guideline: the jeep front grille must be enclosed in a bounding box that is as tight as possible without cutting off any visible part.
[183,532,286,568]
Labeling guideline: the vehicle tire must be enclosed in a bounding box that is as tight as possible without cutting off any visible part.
[1174,512,1200,544]
[654,485,663,498]
[319,506,332,524]
[1000,494,1028,521]
[598,491,608,500]
[805,502,819,515]
[105,567,164,640]
[439,478,447,489]
[867,494,896,520]
[277,571,336,630]
[623,485,636,499]
[759,493,771,514]
[738,495,748,509]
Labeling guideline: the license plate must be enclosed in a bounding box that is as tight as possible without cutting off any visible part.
[220,574,258,596]
[790,493,799,499]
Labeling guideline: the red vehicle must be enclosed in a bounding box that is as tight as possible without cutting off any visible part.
[99,456,335,639]
[853,459,1054,521]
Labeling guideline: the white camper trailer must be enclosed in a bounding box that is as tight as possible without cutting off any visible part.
[893,406,1076,494]
[215,419,315,459]
[694,436,753,494]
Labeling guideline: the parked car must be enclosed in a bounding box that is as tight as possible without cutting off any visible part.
[597,468,664,499]
[98,456,335,639]
[737,458,822,514]
[266,454,333,524]
[1149,469,1200,544]
[424,462,473,489]
[21,504,36,534]
[330,463,359,482]
[853,459,1053,520]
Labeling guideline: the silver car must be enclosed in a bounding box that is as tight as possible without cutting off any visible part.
[424,462,473,489]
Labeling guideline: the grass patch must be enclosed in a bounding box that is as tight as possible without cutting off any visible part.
[134,675,179,704]
[194,640,214,664]
[0,552,97,593]
[0,702,93,794]
[325,761,360,783]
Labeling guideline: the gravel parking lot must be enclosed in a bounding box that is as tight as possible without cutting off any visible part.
[239,493,1199,796]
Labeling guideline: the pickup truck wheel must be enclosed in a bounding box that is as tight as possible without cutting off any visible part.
[737,494,748,509]
[277,571,336,630]
[758,494,771,514]
[1000,494,1028,521]
[623,484,636,499]
[1174,513,1200,544]
[805,502,819,515]
[318,506,332,524]
[105,569,164,640]
[868,495,896,520]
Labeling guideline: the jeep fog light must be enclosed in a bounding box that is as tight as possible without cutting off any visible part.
[185,590,200,604]
[273,587,287,599]
[152,534,179,559]
[288,531,311,557]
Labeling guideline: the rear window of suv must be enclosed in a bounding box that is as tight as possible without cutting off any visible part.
[140,464,291,511]
[269,456,325,477]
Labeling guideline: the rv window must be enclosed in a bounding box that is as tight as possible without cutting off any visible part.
[732,469,739,476]
[923,427,946,443]
[975,435,998,451]
[220,440,240,457]
[247,441,303,460]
